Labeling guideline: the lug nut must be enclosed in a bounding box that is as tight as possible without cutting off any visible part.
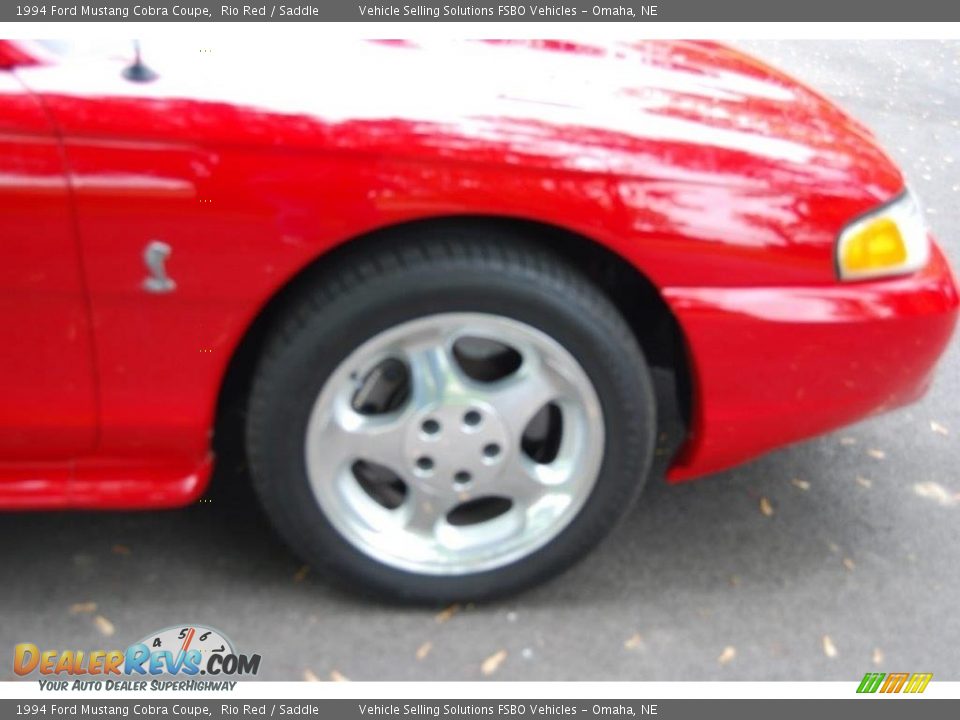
[483,443,501,459]
[463,409,482,428]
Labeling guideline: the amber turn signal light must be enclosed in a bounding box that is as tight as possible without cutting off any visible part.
[837,192,929,280]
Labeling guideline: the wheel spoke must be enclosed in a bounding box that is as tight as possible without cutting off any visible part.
[486,355,568,437]
[402,485,452,535]
[489,454,552,507]
[406,342,460,407]
[318,401,409,475]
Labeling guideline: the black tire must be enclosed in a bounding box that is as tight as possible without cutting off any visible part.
[246,227,656,602]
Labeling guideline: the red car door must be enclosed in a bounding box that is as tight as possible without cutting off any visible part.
[0,65,97,459]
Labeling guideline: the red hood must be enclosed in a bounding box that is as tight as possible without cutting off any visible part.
[10,38,902,199]
[11,38,903,250]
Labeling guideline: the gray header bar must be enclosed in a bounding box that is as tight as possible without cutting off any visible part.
[4,0,960,22]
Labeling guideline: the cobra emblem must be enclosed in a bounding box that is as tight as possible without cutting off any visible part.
[142,240,176,293]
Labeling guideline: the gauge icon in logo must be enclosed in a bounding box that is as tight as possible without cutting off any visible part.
[136,624,234,673]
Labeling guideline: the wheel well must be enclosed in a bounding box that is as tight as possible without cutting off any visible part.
[212,216,692,480]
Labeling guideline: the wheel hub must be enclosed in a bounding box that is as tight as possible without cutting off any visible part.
[405,401,509,496]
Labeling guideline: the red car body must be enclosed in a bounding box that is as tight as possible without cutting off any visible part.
[0,39,956,509]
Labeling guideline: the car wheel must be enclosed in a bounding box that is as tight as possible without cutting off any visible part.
[246,230,656,602]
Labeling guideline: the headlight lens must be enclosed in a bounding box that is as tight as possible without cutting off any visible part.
[836,191,930,280]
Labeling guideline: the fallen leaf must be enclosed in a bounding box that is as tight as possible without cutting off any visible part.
[872,648,884,666]
[913,482,956,507]
[416,642,432,661]
[624,633,643,650]
[94,616,115,637]
[729,575,740,587]
[791,478,810,491]
[843,557,856,571]
[759,497,774,517]
[827,542,840,554]
[930,421,949,436]
[822,635,837,658]
[69,602,97,615]
[111,545,131,556]
[329,670,349,682]
[293,565,309,583]
[856,476,873,489]
[435,604,460,624]
[303,669,320,682]
[481,650,507,676]
[840,437,857,446]
[867,449,886,460]
[717,646,736,665]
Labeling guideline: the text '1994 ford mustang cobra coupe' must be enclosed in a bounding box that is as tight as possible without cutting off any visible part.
[0,39,956,600]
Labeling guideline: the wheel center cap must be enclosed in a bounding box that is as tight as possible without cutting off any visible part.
[404,401,509,493]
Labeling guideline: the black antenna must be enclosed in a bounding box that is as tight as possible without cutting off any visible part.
[122,40,158,83]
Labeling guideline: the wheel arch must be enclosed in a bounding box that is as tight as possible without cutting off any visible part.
[212,215,693,480]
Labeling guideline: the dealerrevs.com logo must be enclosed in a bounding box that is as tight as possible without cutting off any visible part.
[14,624,260,691]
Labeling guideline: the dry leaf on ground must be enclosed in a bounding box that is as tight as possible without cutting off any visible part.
[416,642,432,661]
[481,650,508,676]
[69,602,97,615]
[624,634,643,650]
[930,421,949,436]
[843,558,855,571]
[759,497,774,517]
[856,476,872,488]
[840,437,857,446]
[791,478,810,491]
[717,646,736,665]
[435,604,460,624]
[913,482,956,507]
[822,635,837,658]
[329,670,349,682]
[872,648,884,666]
[303,669,320,682]
[867,449,886,460]
[94,616,115,637]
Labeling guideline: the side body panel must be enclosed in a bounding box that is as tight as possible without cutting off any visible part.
[0,72,97,465]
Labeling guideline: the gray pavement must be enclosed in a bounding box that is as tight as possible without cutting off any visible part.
[2,41,959,682]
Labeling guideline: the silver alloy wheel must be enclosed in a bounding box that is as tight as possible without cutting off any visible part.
[304,312,605,575]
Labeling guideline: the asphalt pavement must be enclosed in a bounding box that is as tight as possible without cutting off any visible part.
[2,40,958,682]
